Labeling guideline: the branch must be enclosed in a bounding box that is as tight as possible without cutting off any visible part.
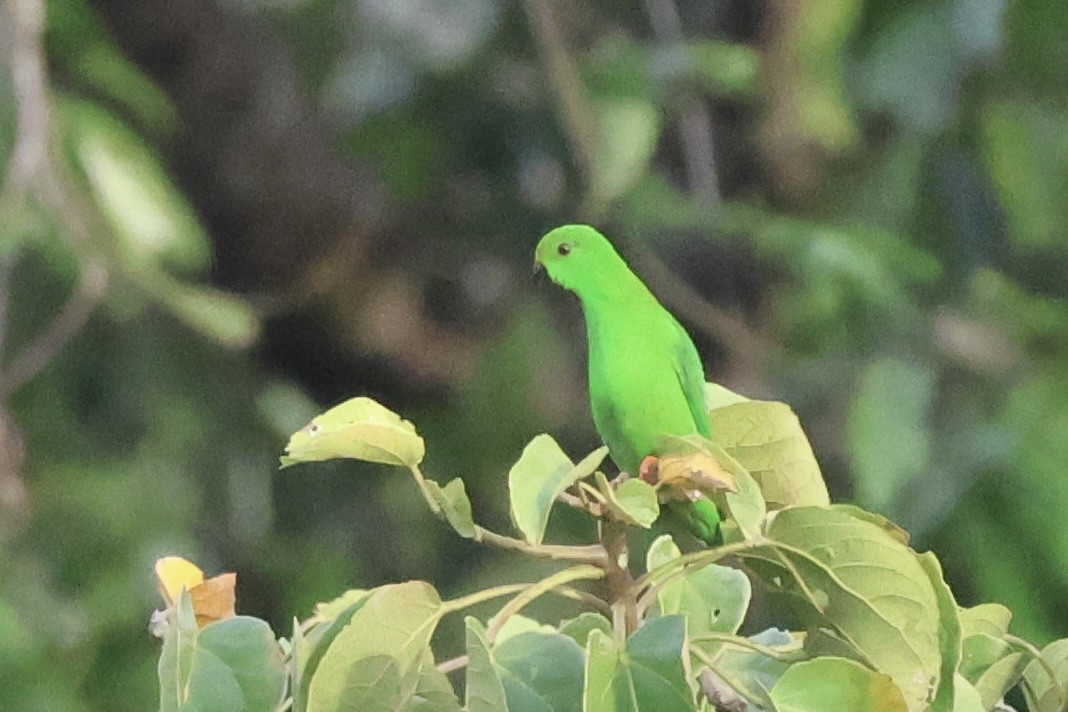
[483,564,604,645]
[641,0,722,205]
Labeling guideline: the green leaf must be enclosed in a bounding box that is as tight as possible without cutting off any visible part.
[281,397,425,468]
[584,617,694,712]
[703,383,749,410]
[715,447,766,543]
[306,582,442,712]
[768,657,908,712]
[594,472,659,528]
[508,436,607,545]
[465,618,508,712]
[707,397,829,510]
[495,631,585,712]
[159,593,286,712]
[950,674,986,712]
[740,506,943,711]
[960,635,1027,709]
[150,279,260,349]
[958,603,1012,639]
[591,98,661,206]
[293,591,372,712]
[1022,638,1068,712]
[915,552,962,712]
[847,357,934,515]
[424,478,477,539]
[645,535,750,641]
[558,612,612,648]
[59,97,211,275]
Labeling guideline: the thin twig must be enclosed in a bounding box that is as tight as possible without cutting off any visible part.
[642,0,722,205]
[522,0,599,201]
[690,631,806,663]
[1006,633,1066,712]
[436,654,469,675]
[475,527,609,565]
[484,564,604,645]
[0,259,108,398]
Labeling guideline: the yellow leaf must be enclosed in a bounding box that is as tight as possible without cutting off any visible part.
[656,451,738,493]
[154,556,237,628]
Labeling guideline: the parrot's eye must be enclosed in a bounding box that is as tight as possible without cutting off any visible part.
[557,243,572,256]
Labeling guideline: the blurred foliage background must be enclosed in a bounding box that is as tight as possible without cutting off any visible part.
[1,0,1066,708]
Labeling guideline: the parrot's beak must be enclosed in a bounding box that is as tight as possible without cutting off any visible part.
[533,256,545,276]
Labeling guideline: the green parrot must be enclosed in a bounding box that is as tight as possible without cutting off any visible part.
[534,224,721,543]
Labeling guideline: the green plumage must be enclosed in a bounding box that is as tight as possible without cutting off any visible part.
[535,224,721,542]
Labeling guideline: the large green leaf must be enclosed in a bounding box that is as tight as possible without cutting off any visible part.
[707,394,829,510]
[281,397,425,468]
[158,592,286,712]
[956,602,1027,708]
[584,617,694,712]
[306,582,442,712]
[1021,638,1068,712]
[508,436,608,544]
[740,506,943,711]
[768,657,907,712]
[645,535,750,641]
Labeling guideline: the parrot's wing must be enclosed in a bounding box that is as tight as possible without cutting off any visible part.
[671,318,712,438]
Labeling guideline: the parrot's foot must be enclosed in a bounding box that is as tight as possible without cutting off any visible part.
[638,455,660,484]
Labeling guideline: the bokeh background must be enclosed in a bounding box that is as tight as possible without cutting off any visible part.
[1,0,1066,708]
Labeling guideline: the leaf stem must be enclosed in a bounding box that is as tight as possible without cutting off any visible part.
[474,526,608,565]
[484,565,605,645]
[436,654,469,675]
[1006,633,1066,711]
[690,631,806,663]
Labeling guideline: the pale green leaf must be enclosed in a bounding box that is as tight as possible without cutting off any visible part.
[706,628,800,707]
[1022,638,1068,712]
[281,397,425,468]
[769,657,908,712]
[409,649,463,712]
[424,478,477,539]
[591,98,661,206]
[958,603,1012,640]
[707,396,829,510]
[594,472,659,528]
[508,436,607,545]
[306,582,442,712]
[915,552,962,712]
[294,591,371,711]
[950,674,986,712]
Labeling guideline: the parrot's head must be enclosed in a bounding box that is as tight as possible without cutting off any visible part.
[534,224,631,298]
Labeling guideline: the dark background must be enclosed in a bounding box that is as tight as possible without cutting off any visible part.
[2,0,1067,708]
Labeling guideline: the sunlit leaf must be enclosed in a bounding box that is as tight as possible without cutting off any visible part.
[706,393,829,510]
[281,397,425,468]
[707,628,800,707]
[594,472,659,528]
[508,436,607,545]
[424,477,477,539]
[306,582,442,712]
[293,591,372,711]
[410,649,463,712]
[769,656,908,712]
